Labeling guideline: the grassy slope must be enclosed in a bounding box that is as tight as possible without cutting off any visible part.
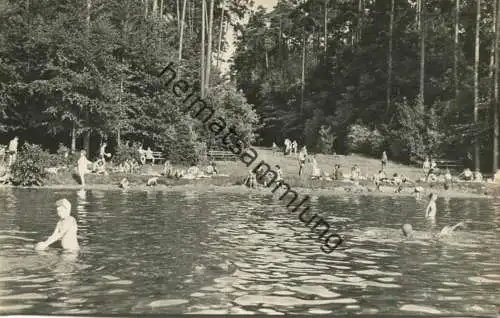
[42,147,495,197]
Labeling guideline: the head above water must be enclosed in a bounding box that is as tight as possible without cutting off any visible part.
[56,198,71,218]
[402,223,413,237]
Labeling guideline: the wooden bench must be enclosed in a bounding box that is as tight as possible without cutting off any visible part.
[141,151,165,165]
[208,150,238,161]
[435,159,462,170]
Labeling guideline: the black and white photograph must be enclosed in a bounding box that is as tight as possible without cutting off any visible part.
[0,0,499,316]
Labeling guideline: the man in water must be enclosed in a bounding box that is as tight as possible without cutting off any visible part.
[401,222,466,240]
[35,198,79,251]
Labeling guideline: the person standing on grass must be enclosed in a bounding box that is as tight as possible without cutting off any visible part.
[292,140,298,156]
[298,147,307,176]
[272,142,278,155]
[381,151,388,170]
[77,150,91,187]
[7,136,18,166]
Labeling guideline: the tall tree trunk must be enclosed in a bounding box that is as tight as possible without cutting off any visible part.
[178,0,187,62]
[201,0,206,97]
[84,0,92,155]
[71,124,76,153]
[117,79,123,147]
[301,33,306,115]
[152,0,158,18]
[416,0,421,29]
[216,1,225,70]
[494,0,500,173]
[176,0,180,31]
[490,0,497,169]
[474,0,481,171]
[418,0,425,112]
[160,0,163,18]
[454,0,460,103]
[357,0,363,44]
[386,0,394,115]
[324,0,327,54]
[145,0,148,19]
[205,0,215,92]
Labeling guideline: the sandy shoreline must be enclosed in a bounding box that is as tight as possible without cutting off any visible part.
[1,182,494,199]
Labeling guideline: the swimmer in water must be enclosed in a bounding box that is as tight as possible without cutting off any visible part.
[425,193,438,220]
[401,222,466,240]
[438,221,466,238]
[35,198,79,251]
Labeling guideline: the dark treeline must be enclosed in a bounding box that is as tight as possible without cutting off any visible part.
[0,0,258,163]
[231,0,500,172]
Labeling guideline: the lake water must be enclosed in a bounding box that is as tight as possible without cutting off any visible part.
[0,187,499,315]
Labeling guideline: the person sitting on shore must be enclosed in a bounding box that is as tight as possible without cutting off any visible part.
[350,165,361,181]
[184,164,201,179]
[147,177,158,186]
[459,168,473,181]
[311,156,321,179]
[35,198,79,251]
[473,169,483,182]
[335,164,344,181]
[205,162,218,176]
[444,168,452,182]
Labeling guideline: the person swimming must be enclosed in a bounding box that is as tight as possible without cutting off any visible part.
[401,221,466,240]
[35,198,79,251]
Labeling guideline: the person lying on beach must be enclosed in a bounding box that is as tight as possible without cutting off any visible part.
[473,169,483,182]
[459,168,473,181]
[35,199,79,251]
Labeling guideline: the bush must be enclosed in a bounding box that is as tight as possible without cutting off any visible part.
[113,141,142,165]
[165,121,199,165]
[10,143,51,186]
[317,125,336,154]
[345,124,383,156]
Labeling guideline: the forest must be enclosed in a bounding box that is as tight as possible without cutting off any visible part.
[0,0,258,164]
[1,0,500,172]
[232,0,500,172]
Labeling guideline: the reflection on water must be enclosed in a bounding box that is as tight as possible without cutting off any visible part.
[0,188,499,315]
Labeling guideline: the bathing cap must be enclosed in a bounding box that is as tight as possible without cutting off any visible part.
[402,224,413,237]
[56,198,71,211]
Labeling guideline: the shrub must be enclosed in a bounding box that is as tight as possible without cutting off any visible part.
[317,125,336,154]
[345,124,382,156]
[10,143,51,186]
[113,142,142,165]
